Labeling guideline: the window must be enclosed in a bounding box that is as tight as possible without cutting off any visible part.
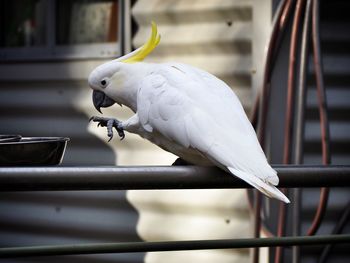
[0,0,122,61]
[0,0,47,48]
[56,1,118,45]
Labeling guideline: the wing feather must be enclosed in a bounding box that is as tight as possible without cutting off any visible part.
[137,64,282,193]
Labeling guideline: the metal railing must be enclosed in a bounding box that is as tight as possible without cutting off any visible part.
[0,165,349,259]
[0,165,349,191]
[1,234,349,258]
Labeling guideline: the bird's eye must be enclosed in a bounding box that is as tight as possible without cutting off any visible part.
[100,78,108,87]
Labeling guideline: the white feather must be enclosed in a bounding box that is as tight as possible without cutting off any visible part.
[99,61,289,203]
[227,167,290,203]
[132,62,289,203]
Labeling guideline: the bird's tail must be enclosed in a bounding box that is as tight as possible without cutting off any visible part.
[227,167,290,203]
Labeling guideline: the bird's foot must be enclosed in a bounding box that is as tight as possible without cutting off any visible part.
[89,116,125,141]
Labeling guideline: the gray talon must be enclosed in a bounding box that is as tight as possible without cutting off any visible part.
[90,116,125,141]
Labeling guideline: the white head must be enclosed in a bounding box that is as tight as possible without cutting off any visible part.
[88,22,161,113]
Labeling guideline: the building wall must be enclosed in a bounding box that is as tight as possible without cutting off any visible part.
[0,59,144,263]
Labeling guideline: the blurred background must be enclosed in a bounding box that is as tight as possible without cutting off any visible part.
[0,0,349,262]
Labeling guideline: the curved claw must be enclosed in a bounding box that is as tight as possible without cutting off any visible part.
[118,131,125,141]
[115,123,125,140]
[89,116,125,142]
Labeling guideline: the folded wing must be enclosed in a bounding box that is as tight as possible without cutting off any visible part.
[137,64,289,203]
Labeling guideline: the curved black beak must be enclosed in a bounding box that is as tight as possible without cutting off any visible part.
[92,90,115,113]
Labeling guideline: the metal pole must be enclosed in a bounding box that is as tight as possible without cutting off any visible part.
[0,234,349,258]
[277,1,306,261]
[307,0,331,237]
[293,0,312,262]
[0,166,349,191]
[253,0,291,260]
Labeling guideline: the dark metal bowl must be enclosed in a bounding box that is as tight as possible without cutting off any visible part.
[0,137,69,166]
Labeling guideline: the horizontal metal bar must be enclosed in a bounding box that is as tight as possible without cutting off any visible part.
[0,165,349,191]
[0,234,349,258]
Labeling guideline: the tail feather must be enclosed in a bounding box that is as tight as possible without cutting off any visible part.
[228,167,290,203]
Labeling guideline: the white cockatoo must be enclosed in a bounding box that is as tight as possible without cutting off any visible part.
[88,22,290,203]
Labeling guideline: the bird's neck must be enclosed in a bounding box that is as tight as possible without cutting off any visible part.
[118,81,138,112]
[118,63,152,112]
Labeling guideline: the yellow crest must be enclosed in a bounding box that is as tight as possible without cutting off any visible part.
[122,22,161,63]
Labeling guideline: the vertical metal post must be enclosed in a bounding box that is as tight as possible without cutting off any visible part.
[306,0,331,237]
[277,0,306,262]
[293,1,312,262]
[252,1,293,262]
[118,0,125,55]
[121,0,132,55]
[46,0,56,55]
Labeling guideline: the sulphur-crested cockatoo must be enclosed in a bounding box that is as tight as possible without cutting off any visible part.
[88,22,290,203]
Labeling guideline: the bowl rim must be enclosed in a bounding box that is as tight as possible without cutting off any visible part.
[0,134,21,139]
[0,134,22,142]
[0,137,70,145]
